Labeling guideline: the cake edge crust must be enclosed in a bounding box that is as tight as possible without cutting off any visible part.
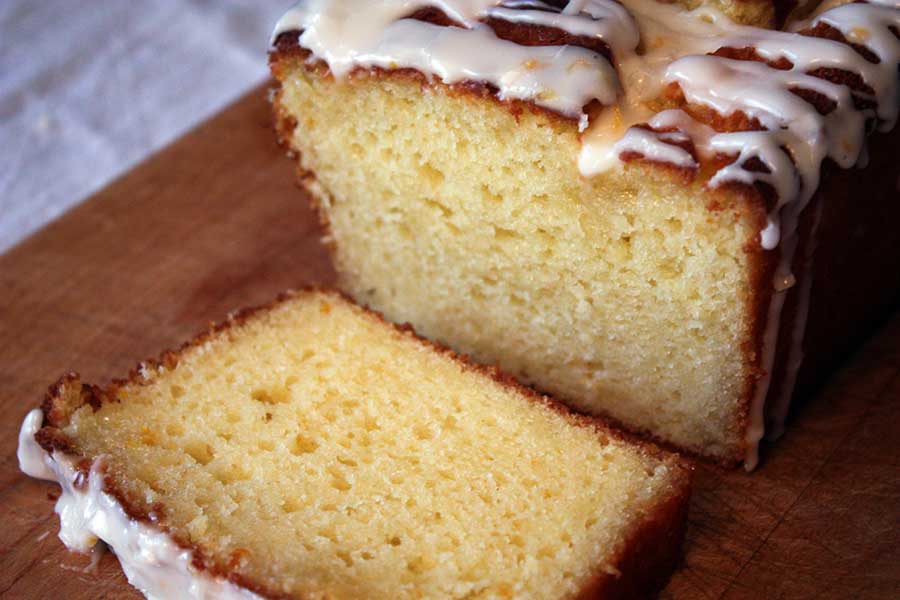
[27,287,693,600]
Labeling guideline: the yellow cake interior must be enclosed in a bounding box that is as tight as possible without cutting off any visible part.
[273,59,764,462]
[55,291,687,599]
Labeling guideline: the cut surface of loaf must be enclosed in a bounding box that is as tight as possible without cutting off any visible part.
[270,0,900,467]
[273,57,764,465]
[21,290,691,599]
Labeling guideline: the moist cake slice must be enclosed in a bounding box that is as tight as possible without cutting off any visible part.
[269,0,900,468]
[18,289,691,599]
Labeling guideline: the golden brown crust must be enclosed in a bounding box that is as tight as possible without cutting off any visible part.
[578,478,691,599]
[30,288,691,600]
[481,15,612,59]
[403,4,614,59]
[734,202,778,466]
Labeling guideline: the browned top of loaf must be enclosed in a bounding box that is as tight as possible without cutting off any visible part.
[271,17,891,214]
[32,288,692,600]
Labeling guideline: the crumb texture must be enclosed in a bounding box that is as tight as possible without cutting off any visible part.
[274,60,763,462]
[58,291,686,599]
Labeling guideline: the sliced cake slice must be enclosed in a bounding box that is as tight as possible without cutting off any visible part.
[18,289,691,600]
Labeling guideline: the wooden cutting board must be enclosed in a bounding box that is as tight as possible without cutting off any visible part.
[1,85,897,600]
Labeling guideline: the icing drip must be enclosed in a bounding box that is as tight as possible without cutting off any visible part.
[272,0,900,467]
[17,409,263,600]
[814,3,900,131]
[584,108,717,172]
[767,197,825,441]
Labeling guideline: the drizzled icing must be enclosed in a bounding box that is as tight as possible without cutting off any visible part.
[272,0,900,467]
[273,0,630,129]
[486,0,640,49]
[579,0,899,250]
[17,409,262,600]
[273,0,899,235]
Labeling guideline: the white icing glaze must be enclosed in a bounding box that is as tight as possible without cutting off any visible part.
[17,409,262,600]
[766,197,825,441]
[487,0,640,50]
[18,408,55,480]
[273,0,633,128]
[274,0,898,240]
[744,277,787,469]
[271,0,900,467]
[273,0,898,223]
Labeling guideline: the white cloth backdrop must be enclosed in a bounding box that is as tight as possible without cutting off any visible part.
[0,1,292,253]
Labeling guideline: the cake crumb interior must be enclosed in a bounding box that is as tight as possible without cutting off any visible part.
[62,292,683,599]
[274,60,762,461]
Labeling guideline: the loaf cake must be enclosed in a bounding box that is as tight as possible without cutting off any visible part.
[269,0,900,468]
[18,289,690,599]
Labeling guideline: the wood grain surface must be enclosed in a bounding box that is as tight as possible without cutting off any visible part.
[1,86,898,599]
